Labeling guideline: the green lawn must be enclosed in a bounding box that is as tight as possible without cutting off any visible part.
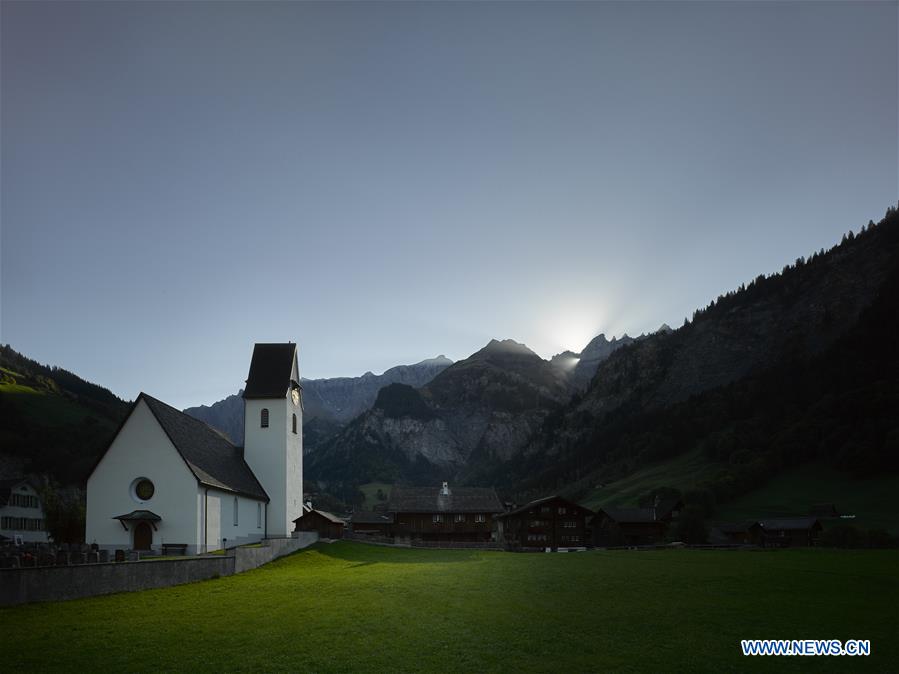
[3,542,897,672]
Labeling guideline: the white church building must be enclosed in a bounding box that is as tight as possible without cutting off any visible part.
[86,343,303,554]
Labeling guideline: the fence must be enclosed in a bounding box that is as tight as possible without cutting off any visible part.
[343,532,503,551]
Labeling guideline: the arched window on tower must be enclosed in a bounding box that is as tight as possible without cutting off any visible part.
[292,413,297,434]
[260,408,269,428]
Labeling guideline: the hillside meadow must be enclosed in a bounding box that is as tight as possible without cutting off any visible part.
[2,542,896,672]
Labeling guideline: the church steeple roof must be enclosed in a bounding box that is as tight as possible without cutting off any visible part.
[242,343,297,399]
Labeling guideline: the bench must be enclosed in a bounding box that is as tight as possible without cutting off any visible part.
[161,543,188,556]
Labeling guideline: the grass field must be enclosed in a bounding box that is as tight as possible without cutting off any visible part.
[0,367,113,429]
[358,481,393,508]
[2,542,896,672]
[715,465,899,533]
[580,450,899,534]
[580,449,726,510]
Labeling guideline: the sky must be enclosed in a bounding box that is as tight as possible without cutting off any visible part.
[2,1,897,409]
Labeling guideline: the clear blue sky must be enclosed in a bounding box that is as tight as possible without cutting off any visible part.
[2,1,897,409]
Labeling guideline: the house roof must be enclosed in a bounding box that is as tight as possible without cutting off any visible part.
[0,478,30,507]
[295,509,345,525]
[496,495,593,519]
[713,521,761,534]
[242,343,298,399]
[350,510,395,524]
[597,507,663,524]
[388,486,503,513]
[140,394,269,501]
[759,517,821,531]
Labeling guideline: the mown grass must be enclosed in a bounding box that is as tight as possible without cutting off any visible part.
[2,542,896,672]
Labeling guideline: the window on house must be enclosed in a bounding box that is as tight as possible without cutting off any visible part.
[432,514,443,524]
[257,503,262,529]
[475,514,486,523]
[292,413,297,434]
[10,494,38,508]
[559,507,567,515]
[541,506,551,514]
[261,408,269,428]
[454,514,465,523]
[233,497,239,526]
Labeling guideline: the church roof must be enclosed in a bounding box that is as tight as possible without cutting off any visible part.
[140,394,269,501]
[243,343,298,399]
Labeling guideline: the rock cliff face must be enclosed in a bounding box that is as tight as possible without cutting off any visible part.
[184,355,452,445]
[307,339,573,486]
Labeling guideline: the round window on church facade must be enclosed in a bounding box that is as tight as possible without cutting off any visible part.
[131,477,155,502]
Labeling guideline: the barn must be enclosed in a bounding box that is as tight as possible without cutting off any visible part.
[293,508,345,540]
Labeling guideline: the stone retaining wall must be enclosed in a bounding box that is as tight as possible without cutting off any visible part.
[0,532,318,606]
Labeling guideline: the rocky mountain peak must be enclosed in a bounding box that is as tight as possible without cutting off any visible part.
[478,338,539,359]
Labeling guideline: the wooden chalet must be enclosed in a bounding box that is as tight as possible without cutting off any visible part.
[348,511,394,536]
[759,517,823,547]
[293,508,345,540]
[710,521,763,545]
[591,497,683,546]
[495,495,593,551]
[388,483,503,542]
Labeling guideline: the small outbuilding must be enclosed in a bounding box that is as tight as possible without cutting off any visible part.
[710,521,763,546]
[759,517,823,547]
[293,509,345,540]
[592,508,669,546]
[348,511,394,536]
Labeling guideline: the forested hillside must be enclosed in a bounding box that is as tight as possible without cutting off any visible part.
[0,346,129,483]
[501,206,899,508]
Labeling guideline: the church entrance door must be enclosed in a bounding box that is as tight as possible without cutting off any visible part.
[134,522,152,550]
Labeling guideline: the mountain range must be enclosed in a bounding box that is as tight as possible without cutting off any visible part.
[3,205,896,524]
[184,355,455,446]
[309,207,899,507]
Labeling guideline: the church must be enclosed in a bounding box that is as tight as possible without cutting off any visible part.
[85,343,303,554]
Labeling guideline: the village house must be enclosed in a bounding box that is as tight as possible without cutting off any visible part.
[710,521,763,545]
[293,507,345,540]
[759,517,823,547]
[85,343,304,554]
[347,511,394,536]
[495,495,593,551]
[388,483,502,542]
[591,497,683,546]
[0,479,48,544]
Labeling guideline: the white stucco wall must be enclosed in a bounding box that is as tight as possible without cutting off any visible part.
[213,490,266,549]
[0,482,49,543]
[86,399,202,553]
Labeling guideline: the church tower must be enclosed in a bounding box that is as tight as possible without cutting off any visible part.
[242,343,303,537]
